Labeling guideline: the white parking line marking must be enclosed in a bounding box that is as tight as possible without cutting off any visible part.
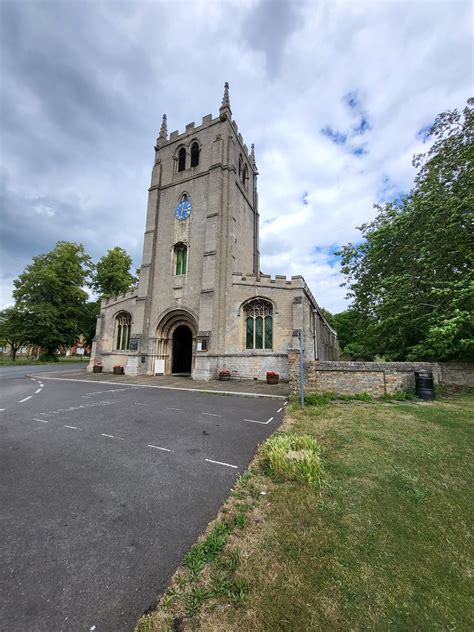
[101,433,124,440]
[39,383,44,387]
[284,400,288,405]
[35,388,42,394]
[19,396,32,403]
[135,402,148,406]
[277,407,283,413]
[0,408,5,412]
[64,425,80,430]
[244,416,274,425]
[166,407,181,411]
[147,444,173,453]
[201,412,222,417]
[34,418,48,423]
[205,458,238,469]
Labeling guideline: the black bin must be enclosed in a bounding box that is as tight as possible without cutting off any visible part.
[415,370,435,401]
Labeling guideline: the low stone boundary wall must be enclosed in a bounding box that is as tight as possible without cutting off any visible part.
[288,352,473,397]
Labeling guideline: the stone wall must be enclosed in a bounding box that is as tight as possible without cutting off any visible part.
[289,352,474,396]
[288,352,438,397]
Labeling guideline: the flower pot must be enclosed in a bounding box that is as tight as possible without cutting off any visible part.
[113,367,124,375]
[93,366,103,373]
[266,373,279,384]
[218,370,231,381]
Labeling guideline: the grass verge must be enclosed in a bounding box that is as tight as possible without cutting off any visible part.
[136,392,474,631]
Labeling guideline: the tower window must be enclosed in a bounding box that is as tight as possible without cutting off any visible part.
[238,155,243,178]
[178,147,186,172]
[243,164,249,190]
[115,311,132,350]
[245,300,273,350]
[190,142,200,168]
[175,244,188,275]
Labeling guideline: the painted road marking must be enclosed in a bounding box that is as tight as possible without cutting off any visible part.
[64,425,80,430]
[33,418,48,423]
[19,396,32,403]
[101,433,124,441]
[147,444,173,453]
[39,383,44,387]
[244,416,274,425]
[166,407,181,411]
[205,458,238,469]
[0,408,5,412]
[201,412,222,417]
[284,401,288,405]
[38,400,118,417]
[35,388,42,394]
[277,407,283,413]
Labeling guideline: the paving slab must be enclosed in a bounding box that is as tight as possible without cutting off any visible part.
[33,370,290,398]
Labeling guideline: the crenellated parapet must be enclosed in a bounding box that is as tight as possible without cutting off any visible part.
[232,271,305,289]
[100,287,138,308]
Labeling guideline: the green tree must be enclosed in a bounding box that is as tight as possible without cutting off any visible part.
[0,307,29,360]
[338,99,474,360]
[91,247,137,299]
[13,241,92,357]
[82,300,101,349]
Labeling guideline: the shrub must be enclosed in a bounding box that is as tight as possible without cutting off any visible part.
[260,433,321,487]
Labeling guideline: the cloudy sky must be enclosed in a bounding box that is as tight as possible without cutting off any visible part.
[0,0,472,312]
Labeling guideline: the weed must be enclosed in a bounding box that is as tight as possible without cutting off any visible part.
[228,548,240,572]
[233,512,246,529]
[260,433,321,487]
[184,585,210,617]
[227,579,248,607]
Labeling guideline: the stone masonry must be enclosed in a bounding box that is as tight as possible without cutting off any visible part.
[289,353,474,396]
[89,85,339,379]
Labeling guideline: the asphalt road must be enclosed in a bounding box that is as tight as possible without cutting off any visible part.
[0,374,285,632]
[0,362,88,380]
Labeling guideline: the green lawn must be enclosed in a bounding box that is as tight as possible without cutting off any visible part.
[136,392,474,631]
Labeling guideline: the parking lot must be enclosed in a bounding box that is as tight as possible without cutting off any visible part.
[0,376,285,632]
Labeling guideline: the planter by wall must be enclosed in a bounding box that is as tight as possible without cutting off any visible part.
[113,367,124,375]
[266,372,279,384]
[93,366,103,373]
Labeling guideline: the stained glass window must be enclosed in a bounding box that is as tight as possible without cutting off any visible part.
[246,317,254,349]
[245,300,273,349]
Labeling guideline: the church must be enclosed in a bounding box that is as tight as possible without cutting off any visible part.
[89,84,339,380]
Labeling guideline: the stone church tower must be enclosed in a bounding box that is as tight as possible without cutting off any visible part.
[90,84,339,379]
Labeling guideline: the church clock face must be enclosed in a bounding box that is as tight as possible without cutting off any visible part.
[175,198,192,221]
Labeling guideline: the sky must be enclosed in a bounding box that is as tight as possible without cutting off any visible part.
[0,0,472,313]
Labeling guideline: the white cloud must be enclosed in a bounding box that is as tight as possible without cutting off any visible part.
[0,0,472,313]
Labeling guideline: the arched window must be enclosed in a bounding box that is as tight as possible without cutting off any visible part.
[174,243,188,275]
[178,147,186,172]
[115,312,131,350]
[190,142,200,168]
[238,155,243,178]
[243,164,249,190]
[245,300,273,350]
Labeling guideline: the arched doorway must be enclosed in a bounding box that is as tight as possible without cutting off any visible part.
[172,325,193,374]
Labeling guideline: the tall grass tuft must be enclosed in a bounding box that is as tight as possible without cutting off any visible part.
[260,433,321,487]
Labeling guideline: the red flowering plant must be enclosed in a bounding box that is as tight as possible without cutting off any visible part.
[266,371,279,378]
